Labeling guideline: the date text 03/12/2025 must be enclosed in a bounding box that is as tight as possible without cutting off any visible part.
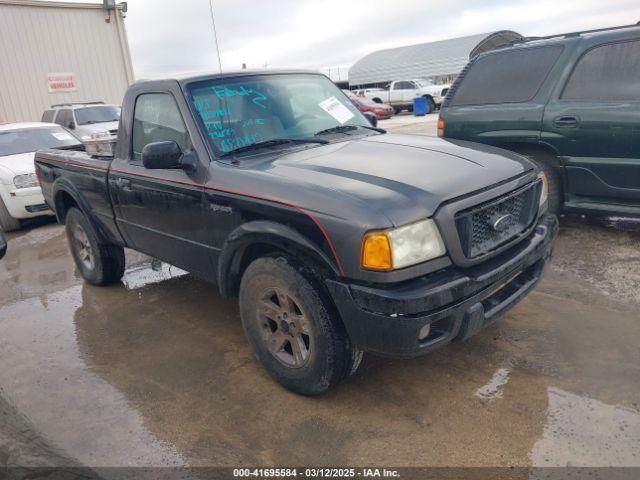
[233,468,400,478]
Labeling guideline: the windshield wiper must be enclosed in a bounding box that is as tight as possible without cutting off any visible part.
[314,124,386,136]
[219,138,328,158]
[359,124,386,133]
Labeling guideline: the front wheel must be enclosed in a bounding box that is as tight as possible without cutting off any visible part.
[239,256,362,395]
[0,198,20,232]
[65,207,125,285]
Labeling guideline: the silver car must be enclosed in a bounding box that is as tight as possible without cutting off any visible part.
[41,102,120,141]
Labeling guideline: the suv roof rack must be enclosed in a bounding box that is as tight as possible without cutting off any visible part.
[50,101,105,108]
[502,22,640,49]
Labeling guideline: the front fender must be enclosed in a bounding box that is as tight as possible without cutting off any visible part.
[217,220,340,298]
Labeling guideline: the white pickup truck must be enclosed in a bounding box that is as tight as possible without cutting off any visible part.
[361,79,450,114]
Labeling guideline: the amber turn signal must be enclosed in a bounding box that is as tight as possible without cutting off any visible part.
[437,118,445,137]
[361,232,392,271]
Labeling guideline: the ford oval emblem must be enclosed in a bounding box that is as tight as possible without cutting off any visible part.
[492,214,515,232]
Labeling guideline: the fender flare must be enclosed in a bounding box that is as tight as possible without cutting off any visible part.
[52,178,111,243]
[217,220,340,298]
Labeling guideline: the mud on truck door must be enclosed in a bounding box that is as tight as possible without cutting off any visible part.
[109,90,214,277]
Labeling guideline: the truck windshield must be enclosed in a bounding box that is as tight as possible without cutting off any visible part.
[75,106,121,125]
[0,127,79,156]
[188,73,374,157]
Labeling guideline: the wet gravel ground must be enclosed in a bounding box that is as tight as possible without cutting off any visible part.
[0,117,639,474]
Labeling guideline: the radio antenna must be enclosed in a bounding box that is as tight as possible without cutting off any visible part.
[208,0,223,73]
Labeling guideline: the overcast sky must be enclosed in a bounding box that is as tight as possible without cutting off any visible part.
[67,0,640,80]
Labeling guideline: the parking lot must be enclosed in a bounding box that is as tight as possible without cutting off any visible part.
[1,116,639,472]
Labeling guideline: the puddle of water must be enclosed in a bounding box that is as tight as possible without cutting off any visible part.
[121,262,188,290]
[0,285,186,468]
[530,387,640,467]
[474,367,511,400]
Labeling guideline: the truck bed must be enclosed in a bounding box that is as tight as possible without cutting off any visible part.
[35,148,122,245]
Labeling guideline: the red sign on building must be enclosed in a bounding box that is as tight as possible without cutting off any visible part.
[47,72,77,93]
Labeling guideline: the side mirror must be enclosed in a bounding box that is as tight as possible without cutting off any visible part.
[363,111,378,128]
[67,121,75,129]
[0,231,6,260]
[142,141,184,169]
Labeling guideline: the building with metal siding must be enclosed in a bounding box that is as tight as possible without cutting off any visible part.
[348,31,522,88]
[0,0,133,123]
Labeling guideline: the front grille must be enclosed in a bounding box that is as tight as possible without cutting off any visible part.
[455,182,541,258]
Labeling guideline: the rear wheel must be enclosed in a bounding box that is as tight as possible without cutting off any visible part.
[65,207,125,285]
[424,96,436,114]
[239,256,362,395]
[393,106,402,115]
[0,198,20,232]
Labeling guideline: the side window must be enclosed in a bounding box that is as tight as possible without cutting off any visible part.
[562,39,640,101]
[132,93,190,162]
[394,81,411,90]
[451,45,563,106]
[55,109,72,128]
[41,110,55,122]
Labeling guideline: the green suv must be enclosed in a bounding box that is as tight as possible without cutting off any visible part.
[438,24,640,216]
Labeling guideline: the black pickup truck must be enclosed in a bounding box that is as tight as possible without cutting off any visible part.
[35,71,557,395]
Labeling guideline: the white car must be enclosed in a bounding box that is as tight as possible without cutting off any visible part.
[0,122,79,231]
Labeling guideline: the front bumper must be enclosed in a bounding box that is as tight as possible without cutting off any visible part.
[326,214,558,357]
[0,185,53,219]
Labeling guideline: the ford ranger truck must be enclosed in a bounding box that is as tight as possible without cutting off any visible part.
[34,71,557,395]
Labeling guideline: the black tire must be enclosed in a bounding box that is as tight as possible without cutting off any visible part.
[424,96,436,114]
[65,207,125,286]
[0,198,21,232]
[239,256,362,395]
[523,152,563,216]
[393,106,402,115]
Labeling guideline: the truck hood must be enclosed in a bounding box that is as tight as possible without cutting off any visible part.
[0,152,36,181]
[267,134,533,226]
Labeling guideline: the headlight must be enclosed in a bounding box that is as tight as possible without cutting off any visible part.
[538,172,549,211]
[361,219,446,271]
[13,173,38,189]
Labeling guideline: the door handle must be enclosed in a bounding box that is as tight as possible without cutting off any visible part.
[116,178,131,189]
[553,116,579,128]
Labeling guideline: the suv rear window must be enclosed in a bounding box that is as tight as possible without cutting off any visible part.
[450,45,563,106]
[562,39,640,101]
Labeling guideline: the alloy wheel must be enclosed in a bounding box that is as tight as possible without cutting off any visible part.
[71,222,95,271]
[257,287,312,368]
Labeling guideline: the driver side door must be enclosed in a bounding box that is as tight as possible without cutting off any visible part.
[109,91,214,277]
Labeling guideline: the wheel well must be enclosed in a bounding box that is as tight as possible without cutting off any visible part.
[54,190,79,222]
[496,143,563,173]
[223,241,333,299]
